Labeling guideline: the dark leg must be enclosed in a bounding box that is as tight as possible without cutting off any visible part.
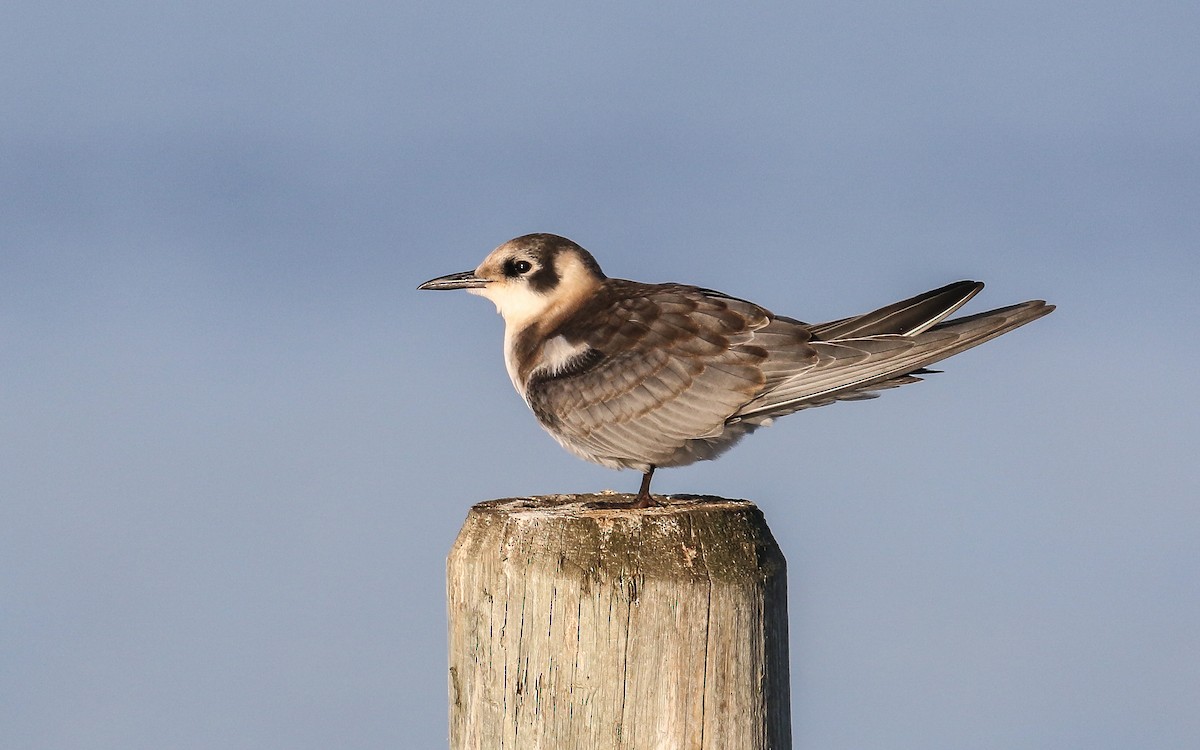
[631,466,658,509]
[582,466,663,510]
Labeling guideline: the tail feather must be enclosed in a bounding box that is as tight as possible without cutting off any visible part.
[731,299,1054,423]
[809,280,983,339]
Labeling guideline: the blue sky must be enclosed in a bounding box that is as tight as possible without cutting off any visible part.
[2,2,1197,748]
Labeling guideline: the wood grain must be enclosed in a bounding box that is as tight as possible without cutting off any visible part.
[447,493,790,749]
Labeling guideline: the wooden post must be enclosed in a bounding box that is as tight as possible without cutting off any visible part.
[447,493,790,749]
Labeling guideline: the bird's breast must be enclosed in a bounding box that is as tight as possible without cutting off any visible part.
[504,328,595,399]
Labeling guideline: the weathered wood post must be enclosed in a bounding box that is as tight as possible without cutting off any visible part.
[447,493,790,749]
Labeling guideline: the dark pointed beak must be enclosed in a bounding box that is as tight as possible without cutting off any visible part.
[417,271,490,291]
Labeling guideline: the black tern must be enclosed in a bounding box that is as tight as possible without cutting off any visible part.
[419,233,1054,507]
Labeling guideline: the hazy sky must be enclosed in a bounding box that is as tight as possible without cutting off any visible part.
[2,2,1197,748]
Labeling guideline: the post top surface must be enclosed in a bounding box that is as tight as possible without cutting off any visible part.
[451,492,784,586]
[472,493,757,520]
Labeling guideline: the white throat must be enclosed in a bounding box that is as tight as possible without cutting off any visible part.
[471,284,554,332]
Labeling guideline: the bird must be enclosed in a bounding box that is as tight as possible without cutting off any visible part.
[418,233,1054,508]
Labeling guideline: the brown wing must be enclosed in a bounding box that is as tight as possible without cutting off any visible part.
[733,300,1054,422]
[807,280,983,338]
[524,280,816,468]
[525,277,1053,467]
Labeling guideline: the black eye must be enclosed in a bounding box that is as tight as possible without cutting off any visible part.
[504,259,533,277]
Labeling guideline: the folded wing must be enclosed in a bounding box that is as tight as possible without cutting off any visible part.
[525,281,816,468]
[732,296,1054,423]
[525,278,1053,468]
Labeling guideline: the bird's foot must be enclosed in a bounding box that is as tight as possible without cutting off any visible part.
[629,492,662,509]
[583,467,661,509]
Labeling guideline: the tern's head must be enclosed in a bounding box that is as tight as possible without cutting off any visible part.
[418,233,606,330]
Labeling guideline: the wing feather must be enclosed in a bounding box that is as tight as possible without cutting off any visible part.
[809,280,983,338]
[523,276,1052,469]
[733,300,1053,422]
[526,281,788,468]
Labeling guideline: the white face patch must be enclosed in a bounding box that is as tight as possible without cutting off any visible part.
[475,282,552,330]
